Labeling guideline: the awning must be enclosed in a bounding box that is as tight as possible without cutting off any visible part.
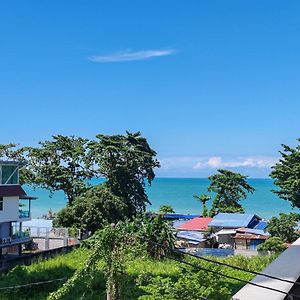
[0,185,26,197]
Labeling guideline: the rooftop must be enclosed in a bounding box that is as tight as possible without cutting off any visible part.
[178,217,213,231]
[208,213,261,229]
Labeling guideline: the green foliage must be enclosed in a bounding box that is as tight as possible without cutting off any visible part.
[54,185,127,233]
[0,248,90,300]
[89,131,160,217]
[267,213,300,243]
[137,215,176,259]
[270,139,300,208]
[48,222,142,300]
[208,169,255,216]
[158,205,175,214]
[25,135,95,205]
[137,263,231,299]
[0,248,275,300]
[193,194,211,217]
[136,255,275,300]
[257,237,287,252]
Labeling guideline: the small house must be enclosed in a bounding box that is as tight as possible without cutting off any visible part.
[234,227,269,250]
[208,213,262,248]
[0,161,37,257]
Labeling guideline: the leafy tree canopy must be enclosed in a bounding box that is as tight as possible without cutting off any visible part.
[89,131,160,217]
[158,205,175,214]
[257,237,287,253]
[270,139,300,208]
[267,213,300,243]
[193,194,211,217]
[208,169,254,216]
[54,185,127,233]
[26,135,95,205]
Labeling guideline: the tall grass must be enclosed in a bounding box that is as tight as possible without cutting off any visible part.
[0,249,276,299]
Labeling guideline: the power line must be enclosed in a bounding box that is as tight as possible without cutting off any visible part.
[140,237,300,299]
[0,277,66,291]
[165,254,300,299]
[175,247,300,287]
[141,236,300,287]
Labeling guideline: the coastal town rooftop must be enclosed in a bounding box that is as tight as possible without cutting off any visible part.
[177,217,213,231]
[208,213,262,229]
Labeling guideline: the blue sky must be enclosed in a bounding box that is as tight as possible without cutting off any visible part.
[1,1,300,177]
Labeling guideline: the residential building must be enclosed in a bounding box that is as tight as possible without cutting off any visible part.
[0,161,36,256]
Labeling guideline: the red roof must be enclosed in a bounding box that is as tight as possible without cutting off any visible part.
[178,217,213,231]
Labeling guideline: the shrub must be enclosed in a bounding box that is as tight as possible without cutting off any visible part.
[257,237,287,252]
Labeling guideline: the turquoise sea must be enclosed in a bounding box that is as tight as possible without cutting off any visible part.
[24,178,300,220]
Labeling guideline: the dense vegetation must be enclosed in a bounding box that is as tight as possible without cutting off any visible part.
[271,138,300,208]
[0,248,275,300]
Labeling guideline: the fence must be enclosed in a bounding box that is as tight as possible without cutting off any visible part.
[0,244,80,273]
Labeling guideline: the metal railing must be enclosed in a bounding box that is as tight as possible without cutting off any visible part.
[19,210,30,219]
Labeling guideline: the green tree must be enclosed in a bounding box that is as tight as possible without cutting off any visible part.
[158,205,175,214]
[138,215,176,259]
[257,237,287,253]
[48,223,137,300]
[270,139,300,208]
[54,185,127,233]
[26,135,95,205]
[208,169,255,216]
[193,194,211,217]
[267,213,300,243]
[89,131,160,217]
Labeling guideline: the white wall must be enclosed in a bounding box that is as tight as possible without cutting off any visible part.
[0,196,19,222]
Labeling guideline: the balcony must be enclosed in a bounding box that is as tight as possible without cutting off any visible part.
[12,231,30,240]
[0,231,30,248]
[19,210,30,219]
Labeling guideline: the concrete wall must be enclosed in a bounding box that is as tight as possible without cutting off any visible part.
[0,197,19,223]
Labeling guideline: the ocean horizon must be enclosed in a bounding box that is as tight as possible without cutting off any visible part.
[24,178,300,220]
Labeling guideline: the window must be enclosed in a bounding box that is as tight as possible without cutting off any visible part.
[1,165,19,184]
[0,197,3,211]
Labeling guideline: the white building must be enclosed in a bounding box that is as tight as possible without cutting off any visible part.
[0,161,36,256]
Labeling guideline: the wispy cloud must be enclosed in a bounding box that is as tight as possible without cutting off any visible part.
[88,49,176,62]
[193,156,278,170]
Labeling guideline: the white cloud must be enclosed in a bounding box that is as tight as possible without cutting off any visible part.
[193,156,278,170]
[88,49,176,62]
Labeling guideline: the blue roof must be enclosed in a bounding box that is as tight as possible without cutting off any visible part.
[164,214,201,220]
[177,231,207,243]
[254,221,268,230]
[209,213,261,229]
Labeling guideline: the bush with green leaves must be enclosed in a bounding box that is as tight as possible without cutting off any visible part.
[267,213,300,243]
[257,237,287,252]
[54,185,127,234]
[270,138,300,208]
[158,205,175,214]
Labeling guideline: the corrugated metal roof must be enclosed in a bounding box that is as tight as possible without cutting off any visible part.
[164,214,201,220]
[254,220,268,230]
[177,231,207,243]
[0,185,27,197]
[234,233,268,240]
[208,213,261,229]
[215,229,236,235]
[236,227,269,236]
[178,217,213,231]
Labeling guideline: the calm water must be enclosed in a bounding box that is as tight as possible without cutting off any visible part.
[24,178,300,219]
